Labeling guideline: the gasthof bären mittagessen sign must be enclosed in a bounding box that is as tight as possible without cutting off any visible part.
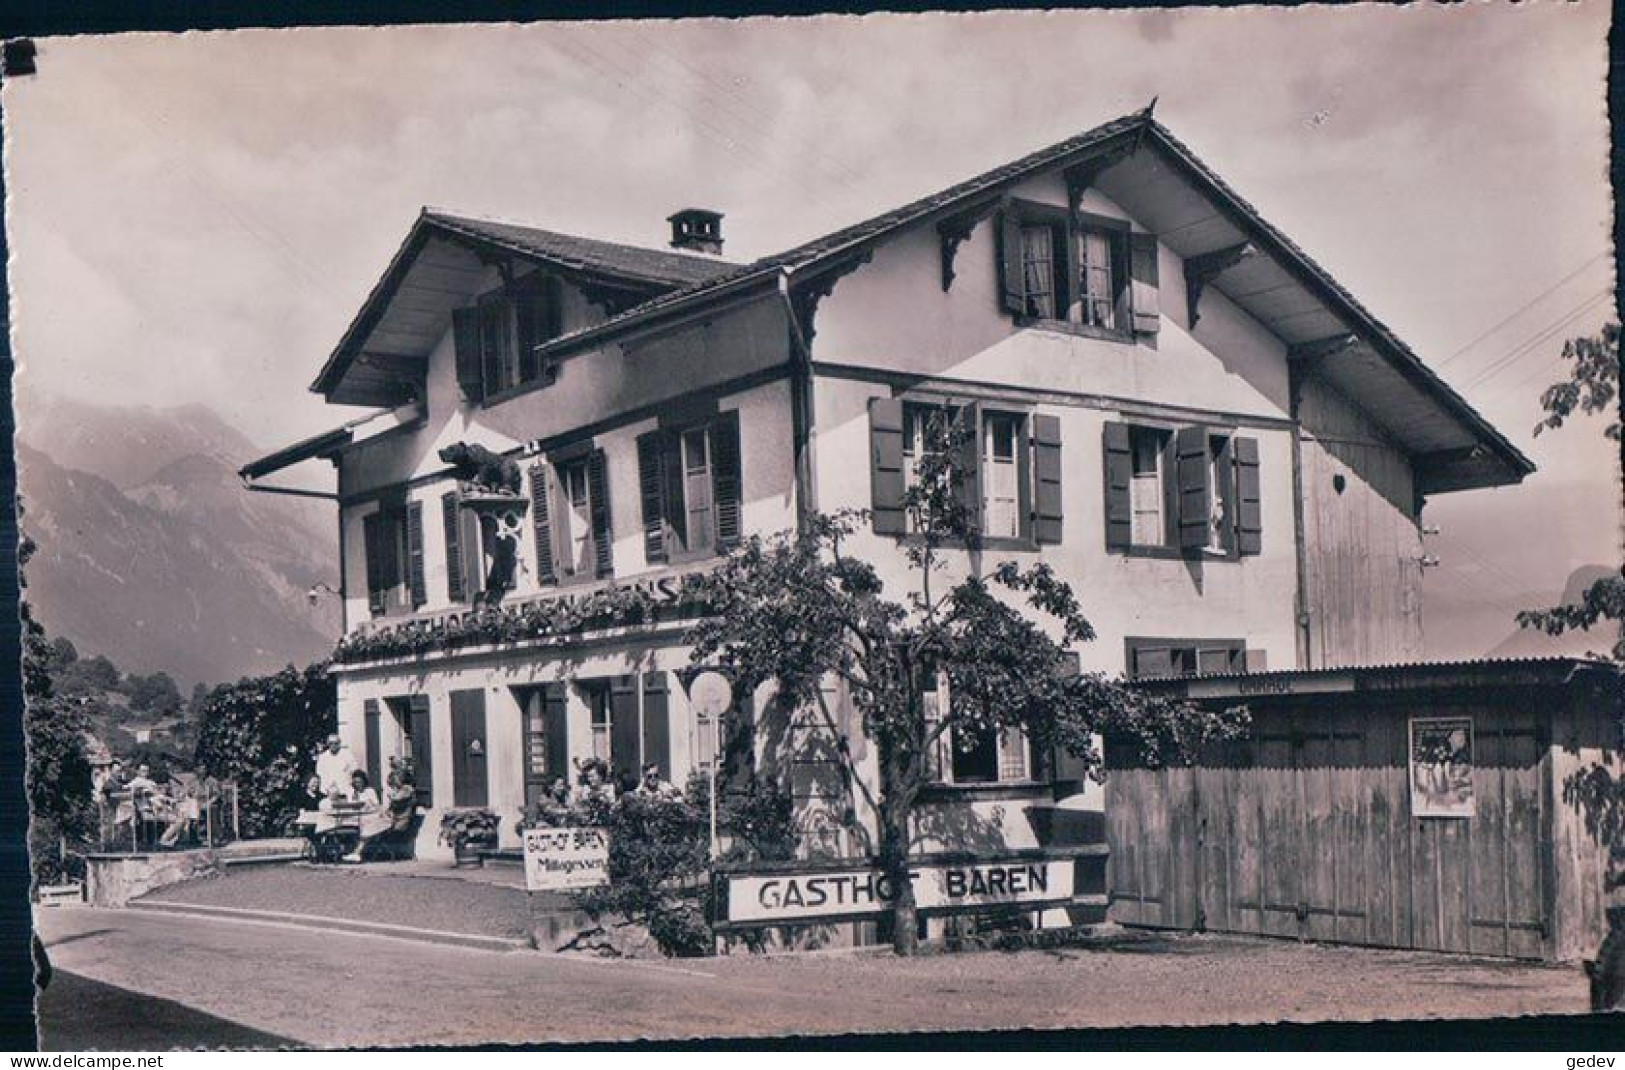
[718,858,1076,927]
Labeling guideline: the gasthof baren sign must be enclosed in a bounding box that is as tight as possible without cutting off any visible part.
[716,856,1077,929]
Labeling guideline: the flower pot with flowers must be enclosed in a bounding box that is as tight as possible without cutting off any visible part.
[439,807,500,867]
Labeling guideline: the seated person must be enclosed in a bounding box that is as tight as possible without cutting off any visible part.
[634,763,679,799]
[158,781,201,848]
[338,770,384,863]
[295,774,339,834]
[573,757,616,806]
[346,770,417,862]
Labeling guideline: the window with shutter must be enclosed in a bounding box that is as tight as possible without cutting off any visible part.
[363,499,408,617]
[459,276,565,405]
[529,461,558,586]
[442,491,466,603]
[1032,413,1063,545]
[405,500,426,608]
[983,412,1022,540]
[636,431,670,565]
[997,199,1138,342]
[587,448,614,577]
[1126,637,1246,679]
[1234,436,1263,556]
[869,397,906,535]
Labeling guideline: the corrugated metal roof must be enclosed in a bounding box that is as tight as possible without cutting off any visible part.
[1130,655,1619,690]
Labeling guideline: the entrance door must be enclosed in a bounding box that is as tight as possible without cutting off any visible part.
[520,684,570,811]
[450,689,489,807]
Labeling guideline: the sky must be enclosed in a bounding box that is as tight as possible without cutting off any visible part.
[5,4,1618,658]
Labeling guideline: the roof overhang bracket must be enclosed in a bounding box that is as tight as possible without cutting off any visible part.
[1184,242,1258,329]
[1287,332,1360,368]
[1063,138,1140,215]
[576,277,655,318]
[789,250,873,346]
[936,197,1004,292]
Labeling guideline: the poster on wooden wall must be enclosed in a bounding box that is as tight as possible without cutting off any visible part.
[1409,717,1475,818]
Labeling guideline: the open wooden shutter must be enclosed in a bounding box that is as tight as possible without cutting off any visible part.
[709,410,743,551]
[363,699,382,788]
[408,695,433,807]
[952,402,982,535]
[405,500,427,608]
[642,672,671,782]
[452,307,484,403]
[998,208,1024,315]
[1129,233,1161,336]
[610,675,641,781]
[528,462,558,586]
[441,491,465,603]
[363,511,385,615]
[1175,426,1213,551]
[542,682,571,785]
[587,448,614,578]
[515,292,540,384]
[1032,413,1063,545]
[1102,422,1133,551]
[868,397,906,535]
[1234,435,1262,556]
[636,431,670,564]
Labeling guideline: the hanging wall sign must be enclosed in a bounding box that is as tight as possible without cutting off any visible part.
[1409,716,1474,819]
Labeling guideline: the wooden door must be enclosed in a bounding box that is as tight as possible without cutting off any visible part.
[521,684,570,811]
[1464,718,1547,959]
[450,689,489,807]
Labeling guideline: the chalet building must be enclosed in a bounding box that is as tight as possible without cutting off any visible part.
[244,109,1541,926]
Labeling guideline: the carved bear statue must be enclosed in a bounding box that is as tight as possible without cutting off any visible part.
[438,442,522,495]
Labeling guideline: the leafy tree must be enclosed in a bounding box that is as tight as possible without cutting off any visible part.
[19,516,96,888]
[192,664,335,838]
[1516,321,1623,662]
[125,670,183,716]
[683,410,1246,954]
[58,654,120,695]
[48,637,78,665]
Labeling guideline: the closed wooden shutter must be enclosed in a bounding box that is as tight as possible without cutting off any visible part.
[998,208,1024,315]
[516,292,540,384]
[1032,413,1063,544]
[478,301,505,400]
[710,411,742,550]
[450,689,489,808]
[1133,645,1176,680]
[1129,233,1161,335]
[452,307,484,403]
[363,699,382,789]
[441,492,465,603]
[405,501,427,608]
[868,397,906,535]
[528,462,558,585]
[1103,422,1133,551]
[1175,426,1212,551]
[637,431,670,564]
[610,675,642,783]
[363,511,385,615]
[587,448,614,578]
[1234,435,1262,556]
[952,402,982,534]
[642,671,671,782]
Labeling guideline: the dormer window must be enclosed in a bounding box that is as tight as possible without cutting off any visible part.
[452,274,563,404]
[999,199,1161,344]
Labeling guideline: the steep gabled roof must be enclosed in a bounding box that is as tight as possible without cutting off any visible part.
[528,109,1532,492]
[309,209,735,401]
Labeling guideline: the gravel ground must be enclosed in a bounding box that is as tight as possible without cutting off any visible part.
[139,863,532,940]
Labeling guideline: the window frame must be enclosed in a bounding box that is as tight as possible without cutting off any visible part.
[1007,200,1134,344]
[1113,420,1244,561]
[473,275,562,405]
[362,494,411,618]
[922,666,1046,794]
[898,396,1038,550]
[1124,636,1248,680]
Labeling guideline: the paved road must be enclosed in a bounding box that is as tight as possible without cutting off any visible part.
[35,906,1591,1049]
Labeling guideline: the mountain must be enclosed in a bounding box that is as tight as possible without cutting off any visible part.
[1483,564,1620,660]
[17,399,341,688]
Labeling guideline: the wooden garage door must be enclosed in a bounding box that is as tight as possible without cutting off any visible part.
[1107,704,1549,958]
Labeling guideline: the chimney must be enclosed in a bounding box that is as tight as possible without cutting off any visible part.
[668,208,724,255]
